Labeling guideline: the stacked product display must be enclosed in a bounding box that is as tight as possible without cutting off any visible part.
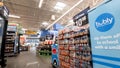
[37,36,53,56]
[58,7,93,68]
[58,25,92,68]
[39,40,53,55]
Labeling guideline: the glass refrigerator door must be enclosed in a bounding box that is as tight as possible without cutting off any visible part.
[0,16,5,56]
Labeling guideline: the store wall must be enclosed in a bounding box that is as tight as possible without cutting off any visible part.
[89,0,120,68]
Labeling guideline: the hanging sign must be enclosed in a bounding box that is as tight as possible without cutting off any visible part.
[73,7,90,26]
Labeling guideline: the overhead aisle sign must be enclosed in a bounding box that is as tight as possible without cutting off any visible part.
[88,0,120,68]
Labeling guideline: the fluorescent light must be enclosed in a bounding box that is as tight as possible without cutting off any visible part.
[56,2,66,7]
[0,17,3,20]
[39,0,43,8]
[42,21,49,26]
[69,19,73,23]
[9,14,21,18]
[54,2,66,10]
[54,6,63,10]
[51,15,55,20]
[22,28,27,31]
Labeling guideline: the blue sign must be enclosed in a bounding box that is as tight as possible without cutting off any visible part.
[89,0,120,68]
[40,30,49,37]
[51,44,59,67]
[95,13,115,32]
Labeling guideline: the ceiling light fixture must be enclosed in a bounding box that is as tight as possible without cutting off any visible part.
[69,19,73,23]
[42,21,49,26]
[9,14,21,18]
[54,2,66,10]
[51,15,55,20]
[22,28,27,31]
[46,0,83,30]
[39,0,43,8]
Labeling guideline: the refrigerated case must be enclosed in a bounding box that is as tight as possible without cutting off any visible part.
[5,25,19,56]
[0,5,9,67]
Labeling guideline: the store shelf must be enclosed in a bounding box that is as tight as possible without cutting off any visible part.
[5,30,17,57]
[5,51,14,53]
[58,25,92,68]
[6,34,15,36]
[5,42,14,44]
[20,46,29,51]
[37,39,52,56]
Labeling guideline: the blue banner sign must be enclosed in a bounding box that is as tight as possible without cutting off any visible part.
[88,0,120,68]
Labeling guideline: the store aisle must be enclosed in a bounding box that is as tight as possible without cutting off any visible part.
[6,51,52,68]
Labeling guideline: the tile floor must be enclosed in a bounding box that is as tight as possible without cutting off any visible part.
[5,51,52,68]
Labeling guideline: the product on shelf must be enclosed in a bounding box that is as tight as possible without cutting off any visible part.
[20,46,29,51]
[58,24,92,68]
[5,25,18,56]
[37,35,54,56]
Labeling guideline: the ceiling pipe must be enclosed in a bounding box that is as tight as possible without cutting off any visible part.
[46,0,83,30]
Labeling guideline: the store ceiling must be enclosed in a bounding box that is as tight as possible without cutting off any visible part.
[3,0,103,31]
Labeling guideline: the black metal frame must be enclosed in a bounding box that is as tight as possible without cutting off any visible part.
[0,20,8,68]
[0,5,9,68]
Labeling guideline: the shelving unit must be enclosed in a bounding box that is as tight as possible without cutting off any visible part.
[5,31,16,56]
[58,25,92,68]
[20,46,29,51]
[38,40,52,56]
[4,24,19,57]
[37,36,53,56]
[58,7,93,68]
